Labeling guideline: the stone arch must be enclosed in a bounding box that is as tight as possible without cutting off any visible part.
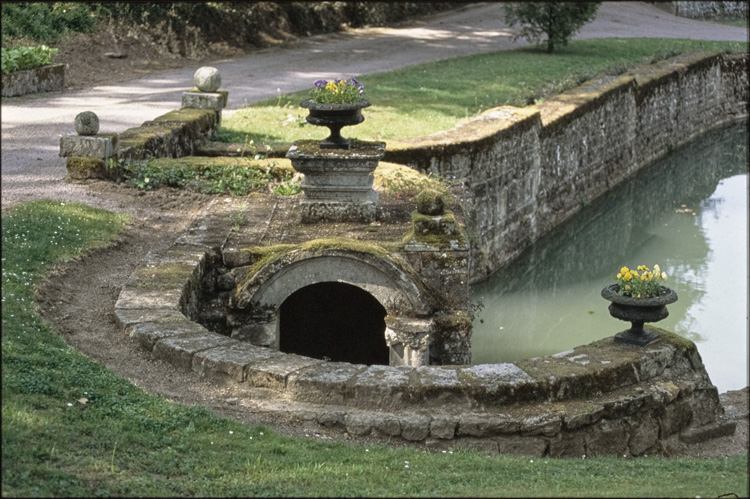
[279,281,389,365]
[235,248,438,366]
[246,249,434,316]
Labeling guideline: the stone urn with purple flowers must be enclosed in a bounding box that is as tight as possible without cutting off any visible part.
[301,77,369,150]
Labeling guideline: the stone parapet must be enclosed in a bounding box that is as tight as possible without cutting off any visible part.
[113,196,734,457]
[382,52,748,282]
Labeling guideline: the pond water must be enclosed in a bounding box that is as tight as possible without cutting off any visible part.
[471,121,748,394]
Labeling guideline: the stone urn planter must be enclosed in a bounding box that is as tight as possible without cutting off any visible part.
[300,98,370,150]
[601,284,678,346]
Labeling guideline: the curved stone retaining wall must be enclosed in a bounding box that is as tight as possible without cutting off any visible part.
[384,52,749,281]
[114,198,734,456]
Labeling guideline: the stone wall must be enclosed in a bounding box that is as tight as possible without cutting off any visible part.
[1,64,65,97]
[113,197,735,457]
[655,1,749,20]
[384,52,749,282]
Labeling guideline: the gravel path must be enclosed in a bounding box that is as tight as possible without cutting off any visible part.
[1,2,746,211]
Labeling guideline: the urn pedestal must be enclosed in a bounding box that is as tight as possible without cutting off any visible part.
[286,140,385,224]
[601,284,678,346]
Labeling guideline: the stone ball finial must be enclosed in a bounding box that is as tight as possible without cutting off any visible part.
[416,188,445,216]
[74,111,99,136]
[194,66,222,92]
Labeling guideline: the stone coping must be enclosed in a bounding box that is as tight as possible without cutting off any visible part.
[113,197,732,455]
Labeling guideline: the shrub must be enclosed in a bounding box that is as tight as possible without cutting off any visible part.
[1,45,58,75]
[1,2,97,44]
[503,2,601,53]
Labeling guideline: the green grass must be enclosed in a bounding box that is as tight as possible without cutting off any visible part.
[2,199,748,496]
[219,38,748,143]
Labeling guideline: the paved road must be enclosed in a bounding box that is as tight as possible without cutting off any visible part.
[1,2,746,209]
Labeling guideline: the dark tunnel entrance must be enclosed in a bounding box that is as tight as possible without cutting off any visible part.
[279,282,389,365]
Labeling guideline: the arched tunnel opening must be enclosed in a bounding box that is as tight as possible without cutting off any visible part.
[279,282,389,365]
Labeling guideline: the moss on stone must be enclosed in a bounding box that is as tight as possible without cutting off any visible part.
[66,156,106,180]
[146,156,295,180]
[234,237,412,297]
[416,188,445,215]
[403,210,468,248]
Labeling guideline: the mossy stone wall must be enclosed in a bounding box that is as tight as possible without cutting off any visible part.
[384,52,748,282]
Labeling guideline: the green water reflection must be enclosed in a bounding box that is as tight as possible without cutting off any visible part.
[471,121,748,393]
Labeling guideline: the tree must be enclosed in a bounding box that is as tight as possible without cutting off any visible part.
[503,2,601,53]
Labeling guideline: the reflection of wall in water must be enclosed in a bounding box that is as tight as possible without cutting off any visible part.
[481,121,747,295]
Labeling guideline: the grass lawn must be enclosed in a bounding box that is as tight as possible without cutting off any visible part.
[218,38,747,144]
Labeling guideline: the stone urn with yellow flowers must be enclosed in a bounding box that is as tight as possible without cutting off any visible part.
[601,264,678,346]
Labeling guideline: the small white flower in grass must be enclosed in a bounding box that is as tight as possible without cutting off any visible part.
[365,449,369,452]
[529,459,534,463]
[229,431,233,435]
[259,432,263,435]
[67,403,73,407]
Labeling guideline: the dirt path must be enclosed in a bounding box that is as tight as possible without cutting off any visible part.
[3,2,748,456]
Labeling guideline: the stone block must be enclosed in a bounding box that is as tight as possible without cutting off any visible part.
[456,413,521,437]
[457,413,520,437]
[113,308,186,331]
[345,412,402,437]
[223,248,254,268]
[246,354,324,390]
[495,434,548,457]
[66,157,107,180]
[128,320,208,351]
[429,415,458,439]
[60,133,117,159]
[547,433,586,458]
[231,321,278,348]
[353,365,414,409]
[318,410,346,427]
[628,414,660,455]
[287,362,365,405]
[192,341,283,383]
[399,413,431,441]
[115,287,184,311]
[182,91,226,112]
[519,412,563,437]
[344,412,375,436]
[412,212,457,236]
[454,438,500,454]
[153,333,234,370]
[415,366,470,406]
[679,420,736,444]
[583,418,630,457]
[460,363,534,385]
[300,199,378,224]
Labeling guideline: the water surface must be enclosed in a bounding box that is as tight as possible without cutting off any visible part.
[472,121,748,394]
